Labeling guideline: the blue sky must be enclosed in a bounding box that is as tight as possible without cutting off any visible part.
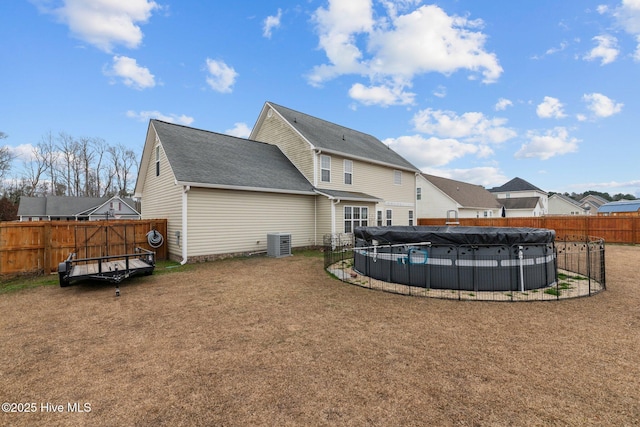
[2,0,640,196]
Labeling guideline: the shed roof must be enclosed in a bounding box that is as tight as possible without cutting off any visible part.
[262,102,419,172]
[598,200,640,213]
[489,177,546,194]
[151,120,314,194]
[421,174,502,209]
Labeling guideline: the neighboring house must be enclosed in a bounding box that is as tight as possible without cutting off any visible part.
[598,200,640,216]
[548,193,588,215]
[489,177,548,217]
[17,196,140,221]
[579,194,608,214]
[135,102,418,262]
[417,174,502,219]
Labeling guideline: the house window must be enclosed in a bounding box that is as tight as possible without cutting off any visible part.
[344,159,353,185]
[409,210,414,226]
[155,146,160,177]
[377,210,383,226]
[344,206,368,233]
[321,155,331,182]
[110,201,121,211]
[394,170,402,185]
[416,187,421,200]
[386,209,392,226]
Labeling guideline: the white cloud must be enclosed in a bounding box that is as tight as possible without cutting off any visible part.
[412,108,516,144]
[225,122,252,138]
[495,98,513,111]
[106,55,155,89]
[536,96,566,119]
[385,135,479,168]
[309,1,502,106]
[433,85,447,98]
[515,127,580,160]
[606,0,640,60]
[9,144,37,162]
[205,58,238,93]
[42,0,160,52]
[348,82,415,106]
[583,34,619,64]
[263,8,282,38]
[126,110,194,125]
[582,92,623,117]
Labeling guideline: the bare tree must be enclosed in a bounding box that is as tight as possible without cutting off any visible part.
[107,144,138,197]
[57,132,80,196]
[22,145,49,196]
[0,132,15,182]
[37,132,60,195]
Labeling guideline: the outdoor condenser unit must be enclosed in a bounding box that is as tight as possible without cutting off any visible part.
[267,232,292,258]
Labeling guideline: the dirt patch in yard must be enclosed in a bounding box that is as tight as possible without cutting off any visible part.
[1,246,639,426]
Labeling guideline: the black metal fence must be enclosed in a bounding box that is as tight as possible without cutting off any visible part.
[324,233,605,301]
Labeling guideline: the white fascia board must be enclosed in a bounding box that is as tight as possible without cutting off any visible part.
[177,181,316,196]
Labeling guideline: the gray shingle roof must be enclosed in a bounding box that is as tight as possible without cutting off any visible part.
[314,189,382,202]
[266,102,418,171]
[489,177,545,193]
[152,120,314,194]
[17,196,137,217]
[422,174,502,209]
[500,197,541,209]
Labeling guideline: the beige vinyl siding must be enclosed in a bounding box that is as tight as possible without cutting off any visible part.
[315,196,333,241]
[252,109,315,183]
[186,188,316,257]
[139,129,183,259]
[316,153,416,226]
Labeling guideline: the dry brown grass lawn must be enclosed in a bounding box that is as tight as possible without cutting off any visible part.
[1,245,639,426]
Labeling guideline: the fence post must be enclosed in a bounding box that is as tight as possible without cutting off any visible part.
[43,222,52,274]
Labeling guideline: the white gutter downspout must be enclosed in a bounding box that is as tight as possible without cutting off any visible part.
[331,198,340,234]
[181,185,190,265]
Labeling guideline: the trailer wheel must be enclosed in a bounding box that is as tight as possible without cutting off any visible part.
[59,273,70,287]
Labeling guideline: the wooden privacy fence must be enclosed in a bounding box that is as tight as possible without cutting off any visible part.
[0,219,167,277]
[418,216,640,244]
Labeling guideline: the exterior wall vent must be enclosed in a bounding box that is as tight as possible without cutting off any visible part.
[267,233,292,258]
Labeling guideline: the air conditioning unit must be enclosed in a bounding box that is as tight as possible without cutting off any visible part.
[267,233,292,258]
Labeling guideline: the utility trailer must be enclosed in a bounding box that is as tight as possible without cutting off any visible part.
[58,247,155,291]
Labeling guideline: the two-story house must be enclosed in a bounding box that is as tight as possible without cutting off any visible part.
[250,102,419,240]
[134,102,419,262]
[489,177,548,217]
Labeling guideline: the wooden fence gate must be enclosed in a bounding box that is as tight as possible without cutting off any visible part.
[0,219,167,278]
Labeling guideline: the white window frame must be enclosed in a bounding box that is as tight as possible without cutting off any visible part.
[155,146,160,177]
[386,209,393,226]
[409,210,414,226]
[376,210,383,226]
[344,159,353,185]
[344,206,368,233]
[416,187,421,200]
[321,155,331,183]
[394,170,402,185]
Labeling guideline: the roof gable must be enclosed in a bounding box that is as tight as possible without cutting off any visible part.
[490,177,546,194]
[549,193,582,208]
[262,102,418,172]
[421,174,501,209]
[151,120,314,194]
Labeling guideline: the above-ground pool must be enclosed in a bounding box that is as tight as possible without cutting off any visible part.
[353,226,557,292]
